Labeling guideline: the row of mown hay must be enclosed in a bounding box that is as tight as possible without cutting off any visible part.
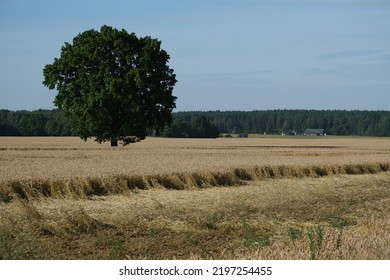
[1,162,389,202]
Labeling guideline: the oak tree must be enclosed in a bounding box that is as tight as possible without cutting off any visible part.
[43,25,177,146]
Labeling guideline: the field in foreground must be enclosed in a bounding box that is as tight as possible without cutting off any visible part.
[1,172,390,259]
[0,136,390,259]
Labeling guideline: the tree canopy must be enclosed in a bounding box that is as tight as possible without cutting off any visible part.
[43,25,177,146]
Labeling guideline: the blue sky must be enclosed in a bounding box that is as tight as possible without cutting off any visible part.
[1,0,389,111]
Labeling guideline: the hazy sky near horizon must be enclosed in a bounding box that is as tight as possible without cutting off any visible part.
[1,0,390,111]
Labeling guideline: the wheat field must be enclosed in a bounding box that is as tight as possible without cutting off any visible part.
[1,136,389,181]
[1,136,390,259]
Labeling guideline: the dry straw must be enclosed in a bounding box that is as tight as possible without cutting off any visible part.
[1,162,389,202]
[1,171,390,259]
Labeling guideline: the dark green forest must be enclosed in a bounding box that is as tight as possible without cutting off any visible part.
[0,109,73,136]
[1,109,390,137]
[172,110,390,137]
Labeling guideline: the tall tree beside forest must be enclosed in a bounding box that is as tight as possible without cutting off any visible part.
[43,25,177,146]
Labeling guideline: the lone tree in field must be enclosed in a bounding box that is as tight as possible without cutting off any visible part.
[43,25,177,146]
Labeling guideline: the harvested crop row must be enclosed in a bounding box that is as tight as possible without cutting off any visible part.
[1,162,389,202]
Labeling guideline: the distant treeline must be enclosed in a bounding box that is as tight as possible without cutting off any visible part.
[1,109,390,137]
[0,109,73,136]
[175,110,390,136]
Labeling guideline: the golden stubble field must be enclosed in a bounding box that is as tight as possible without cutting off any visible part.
[1,136,389,182]
[1,136,390,259]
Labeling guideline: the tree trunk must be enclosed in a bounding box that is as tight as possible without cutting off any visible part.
[110,139,118,147]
